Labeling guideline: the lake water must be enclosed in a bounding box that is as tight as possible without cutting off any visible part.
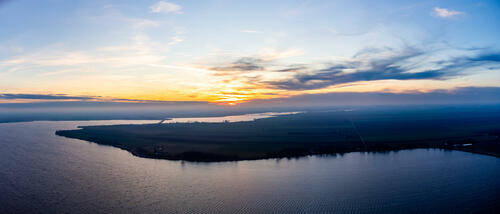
[0,120,499,213]
[161,111,301,123]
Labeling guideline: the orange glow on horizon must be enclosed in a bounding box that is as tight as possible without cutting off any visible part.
[1,79,478,105]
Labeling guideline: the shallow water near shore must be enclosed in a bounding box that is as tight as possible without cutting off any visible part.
[161,111,301,123]
[0,120,499,213]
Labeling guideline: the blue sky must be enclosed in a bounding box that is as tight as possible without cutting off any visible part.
[0,0,499,104]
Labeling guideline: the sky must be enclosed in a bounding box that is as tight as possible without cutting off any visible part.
[0,0,499,105]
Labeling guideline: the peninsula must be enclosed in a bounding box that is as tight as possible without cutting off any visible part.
[56,107,500,162]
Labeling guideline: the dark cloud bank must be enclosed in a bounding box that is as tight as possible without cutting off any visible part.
[210,48,500,91]
[268,50,500,90]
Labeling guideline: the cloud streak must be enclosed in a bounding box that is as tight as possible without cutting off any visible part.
[206,46,500,92]
[150,1,182,14]
[0,94,96,100]
[205,48,304,76]
[264,49,500,90]
[208,57,265,73]
[434,7,463,18]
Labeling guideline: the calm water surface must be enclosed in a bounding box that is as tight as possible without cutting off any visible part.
[161,111,301,123]
[0,120,499,213]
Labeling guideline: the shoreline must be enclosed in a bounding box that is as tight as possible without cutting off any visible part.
[55,132,500,162]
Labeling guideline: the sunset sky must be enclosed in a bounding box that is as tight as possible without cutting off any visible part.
[1,0,499,104]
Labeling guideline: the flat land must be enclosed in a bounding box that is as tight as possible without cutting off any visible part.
[56,106,500,161]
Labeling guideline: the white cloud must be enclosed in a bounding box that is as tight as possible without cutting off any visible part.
[168,36,184,46]
[258,48,304,61]
[0,33,173,72]
[433,7,463,18]
[150,1,182,14]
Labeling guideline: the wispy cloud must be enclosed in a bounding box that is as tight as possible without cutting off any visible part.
[258,48,304,61]
[167,34,184,46]
[150,1,182,14]
[203,46,500,92]
[0,93,96,100]
[433,7,463,18]
[208,57,265,73]
[0,31,183,71]
[0,93,212,103]
[264,49,500,90]
[204,48,304,75]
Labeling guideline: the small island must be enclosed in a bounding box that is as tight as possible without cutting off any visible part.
[56,108,500,162]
